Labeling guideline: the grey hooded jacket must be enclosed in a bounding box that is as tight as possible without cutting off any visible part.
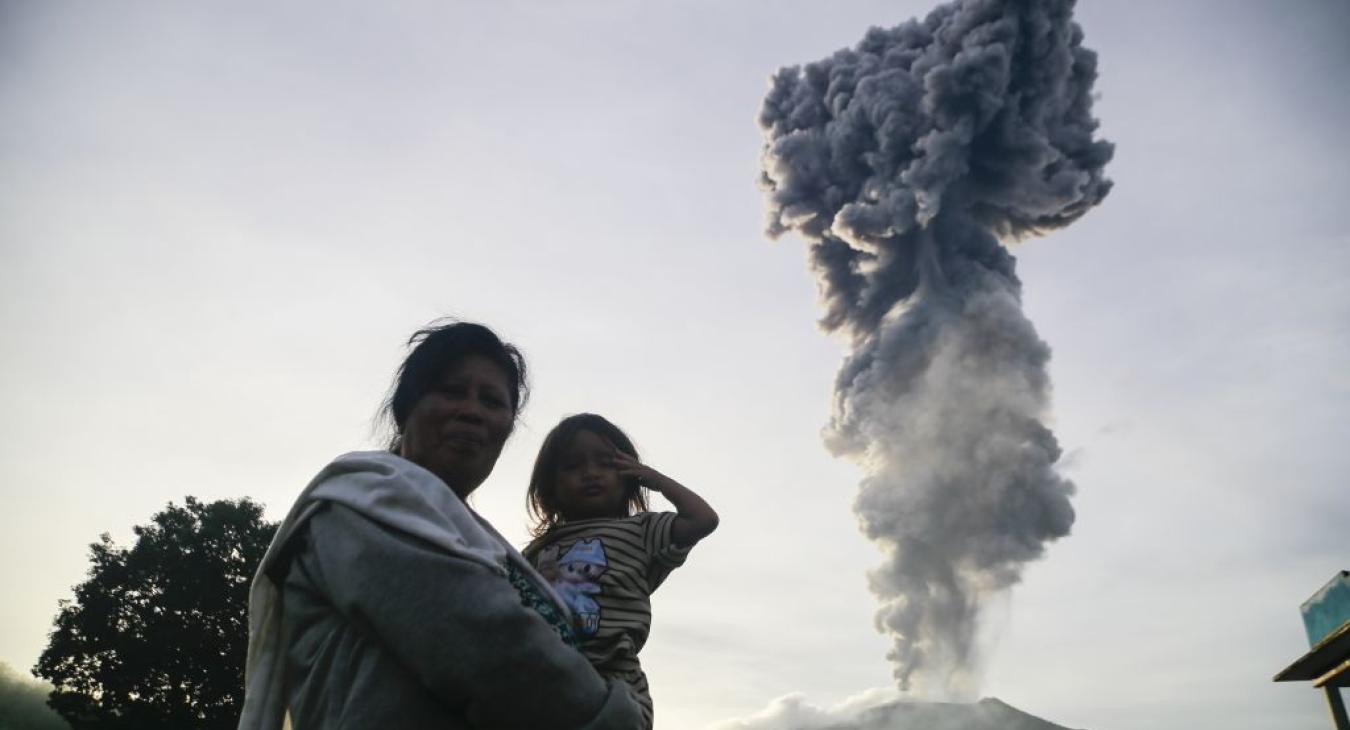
[238,451,641,730]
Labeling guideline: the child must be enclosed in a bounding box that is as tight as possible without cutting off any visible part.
[524,413,719,729]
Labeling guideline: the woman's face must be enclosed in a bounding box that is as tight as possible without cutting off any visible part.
[399,354,514,499]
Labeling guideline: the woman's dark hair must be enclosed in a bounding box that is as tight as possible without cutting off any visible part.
[526,413,649,538]
[382,319,528,450]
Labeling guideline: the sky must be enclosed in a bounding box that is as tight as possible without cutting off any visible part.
[1,1,1347,729]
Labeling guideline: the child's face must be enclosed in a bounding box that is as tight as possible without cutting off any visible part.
[554,429,628,521]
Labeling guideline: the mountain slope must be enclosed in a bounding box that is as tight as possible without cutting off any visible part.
[822,697,1085,730]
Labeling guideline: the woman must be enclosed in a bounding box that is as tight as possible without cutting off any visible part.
[238,321,641,729]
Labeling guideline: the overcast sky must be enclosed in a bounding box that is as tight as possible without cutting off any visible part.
[2,1,1347,729]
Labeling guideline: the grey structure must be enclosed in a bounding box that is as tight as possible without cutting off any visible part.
[1275,571,1350,730]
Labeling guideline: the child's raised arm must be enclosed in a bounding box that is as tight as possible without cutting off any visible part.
[611,452,719,548]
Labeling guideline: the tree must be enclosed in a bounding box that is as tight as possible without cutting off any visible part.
[34,497,277,730]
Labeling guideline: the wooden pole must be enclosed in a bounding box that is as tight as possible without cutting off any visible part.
[1325,686,1350,730]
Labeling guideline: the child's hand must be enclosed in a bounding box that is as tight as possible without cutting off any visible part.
[608,451,674,492]
[609,447,719,546]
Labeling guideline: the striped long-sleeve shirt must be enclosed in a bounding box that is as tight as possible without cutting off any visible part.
[524,512,692,725]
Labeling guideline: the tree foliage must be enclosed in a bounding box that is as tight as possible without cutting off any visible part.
[34,497,277,730]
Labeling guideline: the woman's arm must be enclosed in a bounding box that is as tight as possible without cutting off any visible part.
[305,503,640,730]
[612,453,719,547]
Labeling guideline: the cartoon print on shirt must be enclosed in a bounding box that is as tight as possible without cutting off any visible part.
[548,538,608,635]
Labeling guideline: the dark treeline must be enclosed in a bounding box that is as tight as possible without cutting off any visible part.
[0,661,70,730]
[31,497,276,730]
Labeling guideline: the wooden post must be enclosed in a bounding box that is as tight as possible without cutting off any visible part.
[1326,686,1350,730]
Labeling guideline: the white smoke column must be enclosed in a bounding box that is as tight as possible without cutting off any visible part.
[758,0,1113,697]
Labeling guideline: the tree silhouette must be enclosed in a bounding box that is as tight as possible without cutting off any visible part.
[35,497,277,730]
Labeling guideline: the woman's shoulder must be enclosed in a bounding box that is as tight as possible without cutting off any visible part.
[300,450,432,501]
[296,450,510,572]
[323,449,421,477]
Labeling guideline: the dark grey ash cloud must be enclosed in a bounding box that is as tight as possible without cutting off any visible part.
[758,0,1112,696]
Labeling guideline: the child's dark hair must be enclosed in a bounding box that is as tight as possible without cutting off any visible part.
[527,413,649,538]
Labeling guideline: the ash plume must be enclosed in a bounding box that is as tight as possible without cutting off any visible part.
[758,0,1112,696]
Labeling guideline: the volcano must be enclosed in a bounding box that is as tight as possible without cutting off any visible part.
[818,697,1085,730]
